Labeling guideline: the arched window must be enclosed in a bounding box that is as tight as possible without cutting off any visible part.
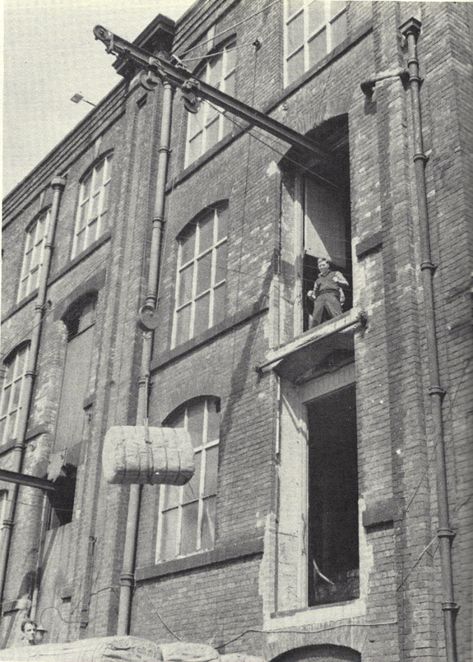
[185,39,236,165]
[72,153,113,257]
[17,210,50,301]
[0,344,29,445]
[173,205,228,346]
[156,397,220,561]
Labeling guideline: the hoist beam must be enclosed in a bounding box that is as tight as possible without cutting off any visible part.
[93,25,330,161]
[0,468,56,492]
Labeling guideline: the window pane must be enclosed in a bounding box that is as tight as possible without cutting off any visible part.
[194,293,210,336]
[82,176,91,200]
[308,28,327,67]
[204,445,218,496]
[187,401,204,448]
[94,160,104,187]
[180,230,196,265]
[102,181,110,212]
[215,242,227,283]
[198,215,214,253]
[287,12,304,54]
[208,56,223,86]
[175,305,191,345]
[160,508,178,560]
[183,452,201,503]
[196,253,212,294]
[201,496,216,550]
[213,283,226,326]
[0,387,11,416]
[287,0,304,16]
[180,502,199,555]
[224,70,235,98]
[206,116,220,149]
[163,485,180,510]
[206,400,220,443]
[179,263,194,305]
[189,107,205,137]
[331,10,347,48]
[217,208,228,240]
[287,48,304,84]
[329,0,346,18]
[0,419,6,444]
[187,132,204,163]
[308,0,326,33]
[225,46,236,74]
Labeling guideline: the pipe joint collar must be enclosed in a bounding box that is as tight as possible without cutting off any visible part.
[420,261,436,272]
[437,527,455,540]
[429,385,446,398]
[441,601,459,613]
[119,572,135,587]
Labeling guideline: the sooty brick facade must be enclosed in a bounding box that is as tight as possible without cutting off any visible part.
[1,3,472,662]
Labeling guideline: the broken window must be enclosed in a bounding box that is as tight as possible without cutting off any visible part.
[307,384,359,605]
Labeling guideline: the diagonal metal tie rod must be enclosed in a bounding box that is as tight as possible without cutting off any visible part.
[93,25,330,161]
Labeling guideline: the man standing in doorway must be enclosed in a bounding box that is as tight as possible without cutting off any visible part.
[307,257,349,327]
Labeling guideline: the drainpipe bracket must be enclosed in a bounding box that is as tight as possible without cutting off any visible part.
[138,304,160,330]
[420,260,436,273]
[119,572,135,588]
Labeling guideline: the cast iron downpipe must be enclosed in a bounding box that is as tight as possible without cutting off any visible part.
[0,175,66,603]
[400,18,458,662]
[116,78,174,635]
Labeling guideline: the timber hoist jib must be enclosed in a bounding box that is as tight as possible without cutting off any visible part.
[93,24,201,113]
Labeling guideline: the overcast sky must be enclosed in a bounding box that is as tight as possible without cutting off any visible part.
[2,0,196,196]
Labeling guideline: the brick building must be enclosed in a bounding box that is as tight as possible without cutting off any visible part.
[1,2,472,661]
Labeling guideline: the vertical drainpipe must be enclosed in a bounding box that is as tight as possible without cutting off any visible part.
[400,18,458,662]
[0,175,66,603]
[117,77,174,636]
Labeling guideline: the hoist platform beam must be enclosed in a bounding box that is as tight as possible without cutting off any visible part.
[93,25,330,161]
[0,468,56,492]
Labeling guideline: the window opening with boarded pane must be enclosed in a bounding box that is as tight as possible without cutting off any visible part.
[156,397,220,562]
[307,383,359,605]
[173,206,227,347]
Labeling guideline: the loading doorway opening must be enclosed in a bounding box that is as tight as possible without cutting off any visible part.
[307,384,359,606]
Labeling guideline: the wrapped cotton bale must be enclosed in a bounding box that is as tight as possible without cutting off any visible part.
[0,636,161,661]
[103,426,194,485]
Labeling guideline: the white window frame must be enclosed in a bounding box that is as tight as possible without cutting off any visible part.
[284,0,348,86]
[184,40,236,166]
[17,211,50,302]
[172,207,227,347]
[156,398,220,562]
[0,345,29,446]
[71,154,113,258]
